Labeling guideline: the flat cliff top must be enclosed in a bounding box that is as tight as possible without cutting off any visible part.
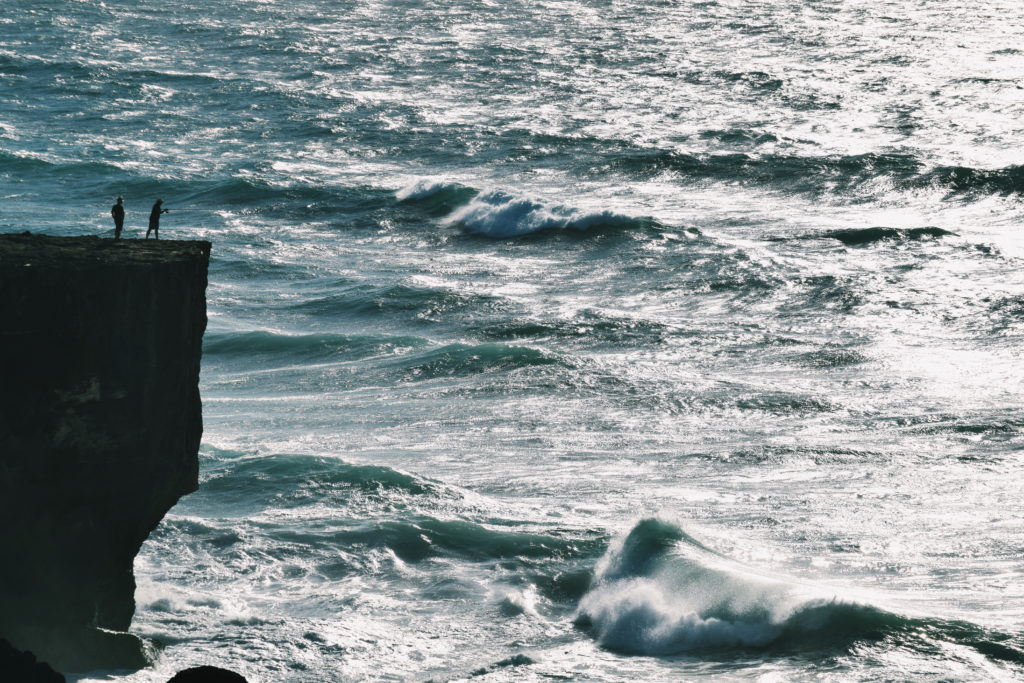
[0,233,211,269]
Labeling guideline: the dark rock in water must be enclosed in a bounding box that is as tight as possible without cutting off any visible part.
[0,638,65,682]
[0,234,210,672]
[823,226,956,246]
[167,665,248,682]
[469,653,536,677]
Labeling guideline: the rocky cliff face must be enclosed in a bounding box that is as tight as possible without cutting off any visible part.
[0,234,210,672]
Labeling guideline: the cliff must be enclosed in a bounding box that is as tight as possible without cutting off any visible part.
[0,233,210,672]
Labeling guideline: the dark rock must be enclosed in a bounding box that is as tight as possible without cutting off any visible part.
[167,665,249,682]
[0,638,65,682]
[0,234,210,672]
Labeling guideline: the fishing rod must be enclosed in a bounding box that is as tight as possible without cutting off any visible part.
[94,207,222,214]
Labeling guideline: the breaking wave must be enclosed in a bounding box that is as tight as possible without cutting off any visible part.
[575,519,1024,662]
[446,191,660,238]
[395,178,479,216]
[397,179,662,238]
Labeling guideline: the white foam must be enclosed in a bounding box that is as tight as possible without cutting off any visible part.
[498,584,541,618]
[576,518,870,655]
[579,579,783,653]
[395,177,461,201]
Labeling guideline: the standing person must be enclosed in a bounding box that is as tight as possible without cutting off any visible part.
[146,199,169,239]
[111,196,125,239]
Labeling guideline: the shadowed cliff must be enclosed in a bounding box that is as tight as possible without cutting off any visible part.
[0,234,210,673]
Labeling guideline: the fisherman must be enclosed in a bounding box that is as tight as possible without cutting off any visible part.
[111,196,125,239]
[146,199,169,239]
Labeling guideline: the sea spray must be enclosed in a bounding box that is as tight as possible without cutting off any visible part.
[575,519,907,655]
[11,0,1024,678]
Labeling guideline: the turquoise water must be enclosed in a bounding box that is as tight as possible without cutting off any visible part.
[3,1,1024,680]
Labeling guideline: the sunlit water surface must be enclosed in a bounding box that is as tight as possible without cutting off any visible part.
[2,0,1023,680]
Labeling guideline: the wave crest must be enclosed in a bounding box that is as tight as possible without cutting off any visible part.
[396,179,662,238]
[576,519,925,656]
[395,178,479,216]
[445,190,658,238]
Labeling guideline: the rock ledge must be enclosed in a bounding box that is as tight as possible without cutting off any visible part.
[0,233,210,672]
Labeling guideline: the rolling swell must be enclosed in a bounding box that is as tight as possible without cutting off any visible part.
[272,517,605,566]
[606,150,922,194]
[398,342,563,381]
[0,51,230,90]
[289,282,511,322]
[576,519,1024,663]
[0,151,393,218]
[601,148,1024,198]
[175,178,397,222]
[0,53,98,81]
[177,451,607,566]
[204,336,568,390]
[167,449,610,587]
[821,226,956,246]
[187,451,453,517]
[202,336,566,392]
[203,331,429,365]
[472,310,672,345]
[922,164,1024,196]
[0,149,125,184]
[177,178,341,208]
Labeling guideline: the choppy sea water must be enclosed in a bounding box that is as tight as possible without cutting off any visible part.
[3,0,1024,680]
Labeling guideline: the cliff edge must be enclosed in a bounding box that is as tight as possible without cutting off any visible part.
[0,234,210,672]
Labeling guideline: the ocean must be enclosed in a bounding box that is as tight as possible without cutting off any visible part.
[2,0,1023,680]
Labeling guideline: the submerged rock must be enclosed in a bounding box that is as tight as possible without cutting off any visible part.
[0,234,210,672]
[167,665,248,682]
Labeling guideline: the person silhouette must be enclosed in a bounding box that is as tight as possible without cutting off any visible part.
[146,199,169,239]
[111,197,125,239]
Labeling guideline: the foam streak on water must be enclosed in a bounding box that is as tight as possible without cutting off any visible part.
[3,1,1023,681]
